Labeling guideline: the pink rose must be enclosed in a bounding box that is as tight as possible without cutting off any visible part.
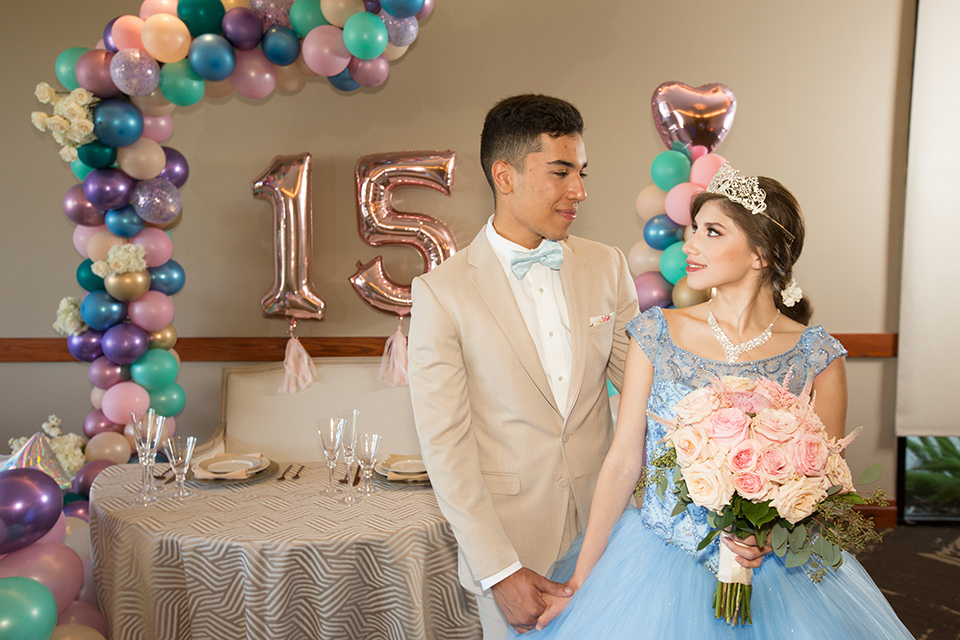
[825,452,855,493]
[758,444,795,482]
[682,460,735,513]
[707,408,751,451]
[770,475,828,524]
[727,391,773,415]
[752,408,801,445]
[727,439,762,473]
[675,387,721,424]
[793,433,829,477]
[671,425,708,465]
[734,472,771,501]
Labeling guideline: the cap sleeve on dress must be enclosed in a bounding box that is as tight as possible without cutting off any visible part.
[803,326,849,377]
[627,307,666,364]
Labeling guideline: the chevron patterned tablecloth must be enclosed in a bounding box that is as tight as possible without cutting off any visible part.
[89,462,481,640]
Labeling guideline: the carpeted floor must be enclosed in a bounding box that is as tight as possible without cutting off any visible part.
[855,524,960,639]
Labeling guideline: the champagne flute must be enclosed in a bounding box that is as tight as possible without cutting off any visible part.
[163,435,197,501]
[356,433,382,496]
[130,409,165,505]
[338,409,360,506]
[318,417,344,495]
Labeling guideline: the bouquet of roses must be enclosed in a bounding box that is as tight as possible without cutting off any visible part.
[641,374,885,626]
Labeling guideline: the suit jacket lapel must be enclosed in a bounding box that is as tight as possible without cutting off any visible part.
[561,239,589,421]
[467,230,560,414]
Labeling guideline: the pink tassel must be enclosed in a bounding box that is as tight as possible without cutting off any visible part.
[378,318,408,387]
[280,335,318,394]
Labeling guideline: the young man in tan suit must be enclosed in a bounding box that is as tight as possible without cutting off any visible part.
[408,94,640,638]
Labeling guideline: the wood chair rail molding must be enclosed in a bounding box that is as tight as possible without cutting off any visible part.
[0,333,897,363]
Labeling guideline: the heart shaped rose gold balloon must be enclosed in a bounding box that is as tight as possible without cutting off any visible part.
[651,82,737,152]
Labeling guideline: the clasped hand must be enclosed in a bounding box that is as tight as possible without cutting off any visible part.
[491,568,573,634]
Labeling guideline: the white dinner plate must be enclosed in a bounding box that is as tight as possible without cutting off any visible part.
[198,455,268,475]
[381,456,427,475]
[374,461,430,484]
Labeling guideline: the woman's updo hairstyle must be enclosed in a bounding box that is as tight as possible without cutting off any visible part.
[689,176,813,325]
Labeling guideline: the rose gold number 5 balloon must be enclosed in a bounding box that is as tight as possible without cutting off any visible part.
[252,153,326,321]
[351,151,458,316]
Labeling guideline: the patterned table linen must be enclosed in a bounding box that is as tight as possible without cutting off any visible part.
[89,462,480,640]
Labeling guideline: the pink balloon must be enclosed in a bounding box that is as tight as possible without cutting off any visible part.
[58,600,109,638]
[416,0,434,19]
[634,270,673,312]
[141,114,173,143]
[140,0,178,19]
[83,408,124,438]
[130,227,173,267]
[73,224,108,258]
[664,182,703,226]
[690,152,727,188]
[128,290,175,332]
[75,557,98,606]
[0,543,84,613]
[348,55,389,87]
[100,380,150,424]
[75,50,121,98]
[37,513,67,546]
[229,48,277,99]
[689,145,708,160]
[301,25,351,76]
[111,15,145,50]
[85,431,132,465]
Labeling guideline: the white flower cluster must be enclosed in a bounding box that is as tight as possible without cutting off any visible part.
[8,435,29,452]
[42,414,62,437]
[52,296,87,337]
[781,279,803,308]
[31,82,99,162]
[8,415,89,479]
[91,243,148,277]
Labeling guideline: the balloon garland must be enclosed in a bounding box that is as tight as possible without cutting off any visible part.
[32,0,437,428]
[630,81,737,311]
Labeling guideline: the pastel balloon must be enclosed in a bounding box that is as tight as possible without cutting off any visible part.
[690,145,708,161]
[70,460,114,499]
[70,160,95,181]
[148,324,178,350]
[62,184,104,227]
[158,59,206,106]
[230,48,278,99]
[379,9,417,46]
[85,230,125,263]
[672,276,710,308]
[0,577,58,640]
[128,290,175,332]
[348,55,389,87]
[651,82,737,153]
[141,114,174,143]
[85,432,132,466]
[88,355,131,388]
[276,61,308,93]
[149,381,186,416]
[61,518,91,561]
[132,349,179,390]
[149,259,186,295]
[415,0,433,19]
[56,47,88,90]
[56,602,109,639]
[92,99,144,148]
[158,147,189,188]
[380,0,422,18]
[83,168,136,211]
[0,543,83,613]
[80,291,127,331]
[100,380,151,424]
[321,0,364,25]
[643,214,685,251]
[61,499,92,522]
[204,78,234,99]
[650,150,691,193]
[132,227,174,267]
[75,557,98,606]
[635,183,666,222]
[91,387,107,409]
[140,0,179,19]
[75,50,121,98]
[262,25,302,66]
[627,240,662,278]
[177,0,227,36]
[117,137,166,180]
[251,0,296,27]
[343,11,388,60]
[664,182,703,226]
[104,205,145,238]
[130,88,176,117]
[0,468,64,554]
[83,409,123,439]
[36,514,67,546]
[66,330,103,363]
[188,34,236,81]
[690,152,727,187]
[141,13,192,63]
[111,15,145,50]
[301,24,351,76]
[659,240,687,285]
[73,224,107,258]
[290,0,329,37]
[328,67,360,91]
[383,42,408,61]
[132,178,181,224]
[222,7,264,50]
[634,270,673,312]
[101,322,150,364]
[109,48,160,96]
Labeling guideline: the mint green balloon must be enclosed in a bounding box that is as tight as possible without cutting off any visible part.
[159,60,205,107]
[150,381,186,416]
[659,240,687,285]
[0,577,58,640]
[56,47,88,90]
[650,150,691,193]
[71,158,94,181]
[132,349,180,390]
[290,0,329,37]
[343,12,388,60]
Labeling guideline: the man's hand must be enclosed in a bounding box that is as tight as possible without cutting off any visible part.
[722,532,773,569]
[491,568,573,634]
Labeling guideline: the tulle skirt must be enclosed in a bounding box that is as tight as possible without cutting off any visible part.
[512,510,913,639]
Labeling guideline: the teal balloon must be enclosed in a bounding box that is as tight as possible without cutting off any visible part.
[149,382,186,416]
[343,12,389,60]
[55,47,88,90]
[659,240,687,285]
[105,205,145,238]
[71,158,94,181]
[290,0,329,37]
[159,60,205,106]
[132,349,179,390]
[178,0,226,37]
[0,577,58,640]
[650,150,691,192]
[78,140,117,169]
[77,259,105,292]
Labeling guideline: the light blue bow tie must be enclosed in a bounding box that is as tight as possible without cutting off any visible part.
[509,241,564,279]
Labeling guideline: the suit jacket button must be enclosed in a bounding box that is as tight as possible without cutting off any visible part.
[558,478,569,488]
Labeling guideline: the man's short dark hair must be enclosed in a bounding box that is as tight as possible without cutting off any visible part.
[479,94,584,192]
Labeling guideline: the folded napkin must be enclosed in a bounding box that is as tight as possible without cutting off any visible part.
[192,452,263,480]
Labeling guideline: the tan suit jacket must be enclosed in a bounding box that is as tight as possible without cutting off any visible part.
[408,229,639,593]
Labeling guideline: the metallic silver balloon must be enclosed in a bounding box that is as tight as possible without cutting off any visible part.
[350,151,458,316]
[651,82,737,152]
[252,153,326,321]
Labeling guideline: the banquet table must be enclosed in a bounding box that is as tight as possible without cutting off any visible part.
[89,462,480,640]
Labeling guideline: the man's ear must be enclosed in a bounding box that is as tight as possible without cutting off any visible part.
[492,160,514,196]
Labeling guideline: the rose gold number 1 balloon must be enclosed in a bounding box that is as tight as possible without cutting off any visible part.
[252,153,325,321]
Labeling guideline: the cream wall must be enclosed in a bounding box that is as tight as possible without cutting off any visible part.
[1,0,914,493]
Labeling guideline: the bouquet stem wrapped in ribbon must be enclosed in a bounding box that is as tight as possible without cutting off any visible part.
[640,374,886,626]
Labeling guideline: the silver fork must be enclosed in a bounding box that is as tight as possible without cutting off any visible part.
[277,464,293,481]
[291,464,305,480]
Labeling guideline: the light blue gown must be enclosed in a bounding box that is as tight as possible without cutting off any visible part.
[515,308,913,639]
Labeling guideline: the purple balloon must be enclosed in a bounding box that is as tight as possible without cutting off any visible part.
[634,271,674,312]
[83,409,123,439]
[101,322,149,365]
[0,468,64,554]
[222,7,264,50]
[158,147,189,188]
[88,355,130,389]
[132,178,181,224]
[75,49,121,98]
[83,168,136,211]
[365,1,382,12]
[67,329,104,363]
[62,184,105,226]
[103,17,120,52]
[71,459,116,499]
[63,499,91,521]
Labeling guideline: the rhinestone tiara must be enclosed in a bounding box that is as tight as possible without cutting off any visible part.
[706,162,767,215]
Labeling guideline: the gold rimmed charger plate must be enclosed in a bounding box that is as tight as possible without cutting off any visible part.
[187,459,280,485]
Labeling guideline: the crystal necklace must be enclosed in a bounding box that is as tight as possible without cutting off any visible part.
[707,302,780,363]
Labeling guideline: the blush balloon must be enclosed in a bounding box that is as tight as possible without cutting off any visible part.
[73,224,107,258]
[0,543,83,613]
[131,227,174,267]
[100,380,150,425]
[85,432,132,466]
[82,408,123,438]
[62,184,104,227]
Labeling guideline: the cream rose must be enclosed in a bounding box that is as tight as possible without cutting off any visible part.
[734,472,771,502]
[61,101,86,122]
[682,460,734,513]
[770,475,828,524]
[793,433,829,477]
[35,82,58,104]
[675,387,721,424]
[671,425,708,465]
[59,146,79,163]
[31,111,49,131]
[752,408,801,444]
[74,119,95,137]
[825,452,855,493]
[46,115,69,135]
[708,407,751,451]
[758,444,795,482]
[727,438,762,473]
[70,87,94,106]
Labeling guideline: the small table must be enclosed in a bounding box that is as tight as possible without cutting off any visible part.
[89,462,480,640]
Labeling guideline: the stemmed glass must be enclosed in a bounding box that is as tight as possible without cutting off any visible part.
[162,435,197,501]
[338,409,360,506]
[130,409,165,505]
[318,417,344,495]
[356,433,382,496]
